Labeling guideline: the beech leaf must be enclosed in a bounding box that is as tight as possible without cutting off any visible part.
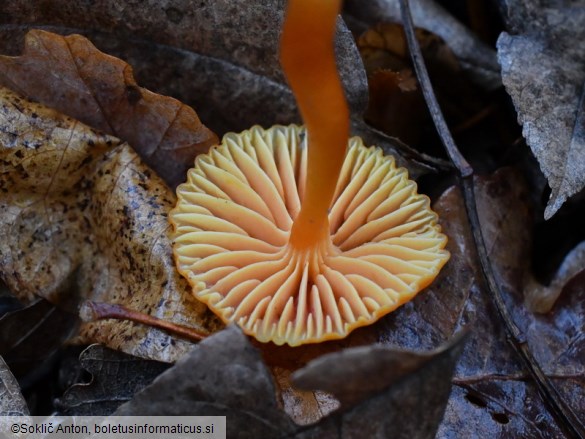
[497,4,585,219]
[0,29,218,189]
[0,87,222,362]
[436,168,583,436]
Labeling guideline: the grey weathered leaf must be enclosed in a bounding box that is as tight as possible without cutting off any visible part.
[344,0,501,90]
[0,355,28,416]
[115,326,297,439]
[497,4,585,219]
[56,345,169,416]
[291,333,466,439]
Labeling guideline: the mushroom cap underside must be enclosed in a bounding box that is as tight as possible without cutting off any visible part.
[170,125,449,346]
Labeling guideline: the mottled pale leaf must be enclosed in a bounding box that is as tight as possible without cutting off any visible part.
[57,345,169,415]
[0,356,28,416]
[0,87,222,362]
[497,4,585,219]
[0,30,217,189]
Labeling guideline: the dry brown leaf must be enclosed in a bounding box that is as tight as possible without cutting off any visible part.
[0,87,222,362]
[0,30,218,188]
[358,23,483,149]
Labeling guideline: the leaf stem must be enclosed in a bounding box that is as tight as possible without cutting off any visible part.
[397,0,585,437]
[82,301,208,343]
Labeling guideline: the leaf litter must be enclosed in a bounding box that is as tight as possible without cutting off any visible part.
[0,0,582,437]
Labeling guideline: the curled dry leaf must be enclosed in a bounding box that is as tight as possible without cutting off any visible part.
[524,241,585,313]
[0,29,217,189]
[0,0,368,122]
[357,23,483,148]
[57,345,169,416]
[292,333,466,439]
[0,355,28,416]
[497,4,585,219]
[344,0,501,90]
[0,87,222,362]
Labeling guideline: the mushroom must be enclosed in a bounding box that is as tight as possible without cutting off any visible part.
[170,0,449,346]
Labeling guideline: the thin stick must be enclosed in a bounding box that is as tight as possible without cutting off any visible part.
[397,0,585,437]
[82,301,208,343]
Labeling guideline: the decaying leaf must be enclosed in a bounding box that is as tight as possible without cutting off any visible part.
[0,355,28,416]
[0,30,217,189]
[115,326,298,438]
[497,4,585,219]
[357,23,483,149]
[56,345,169,415]
[0,299,77,378]
[0,86,221,362]
[472,168,585,431]
[291,332,466,439]
[344,0,501,90]
[432,179,565,437]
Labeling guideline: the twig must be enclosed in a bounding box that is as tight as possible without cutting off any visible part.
[397,0,585,437]
[81,300,209,343]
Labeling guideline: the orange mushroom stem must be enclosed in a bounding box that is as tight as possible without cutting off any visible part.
[169,0,450,346]
[281,0,349,249]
